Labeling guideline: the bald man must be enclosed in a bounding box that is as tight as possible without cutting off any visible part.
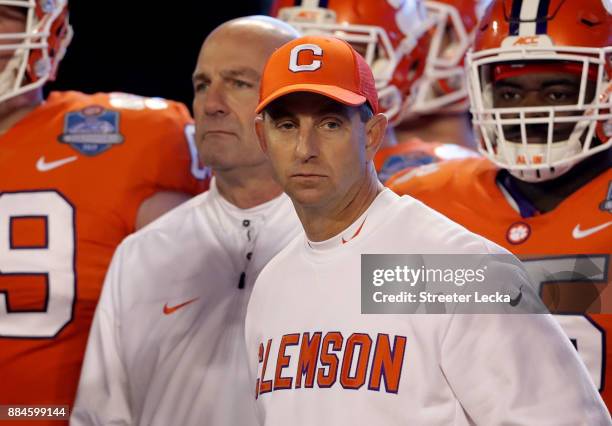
[70,16,301,426]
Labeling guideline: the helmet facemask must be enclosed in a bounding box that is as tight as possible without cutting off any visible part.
[468,45,612,182]
[410,1,472,114]
[0,0,72,104]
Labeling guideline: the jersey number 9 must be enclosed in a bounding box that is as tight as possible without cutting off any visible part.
[0,191,76,338]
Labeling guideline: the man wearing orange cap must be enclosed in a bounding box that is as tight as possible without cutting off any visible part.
[269,0,483,183]
[244,35,609,424]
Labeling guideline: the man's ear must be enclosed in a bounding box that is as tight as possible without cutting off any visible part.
[255,114,268,154]
[364,112,388,161]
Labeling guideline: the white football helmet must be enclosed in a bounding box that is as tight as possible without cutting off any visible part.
[409,0,492,114]
[466,0,612,182]
[0,0,72,104]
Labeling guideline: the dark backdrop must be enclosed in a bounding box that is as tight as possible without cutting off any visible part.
[46,1,274,111]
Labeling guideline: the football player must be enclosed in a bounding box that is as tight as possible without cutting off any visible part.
[270,0,482,182]
[388,0,612,409]
[0,1,207,421]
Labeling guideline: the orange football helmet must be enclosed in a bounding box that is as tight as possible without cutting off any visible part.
[467,0,612,181]
[409,0,492,113]
[270,0,435,124]
[0,0,72,104]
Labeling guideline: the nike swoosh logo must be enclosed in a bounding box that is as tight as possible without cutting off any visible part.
[163,297,199,315]
[509,285,523,307]
[572,222,612,239]
[36,155,78,172]
[341,217,367,244]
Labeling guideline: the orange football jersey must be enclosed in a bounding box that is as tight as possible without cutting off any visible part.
[388,157,612,408]
[0,91,208,422]
[374,138,478,183]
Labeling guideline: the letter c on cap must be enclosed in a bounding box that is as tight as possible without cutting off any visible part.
[289,44,323,72]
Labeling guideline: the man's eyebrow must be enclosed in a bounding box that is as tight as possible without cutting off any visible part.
[192,71,209,84]
[494,81,523,89]
[192,67,261,84]
[220,67,261,82]
[542,78,579,88]
[494,78,579,90]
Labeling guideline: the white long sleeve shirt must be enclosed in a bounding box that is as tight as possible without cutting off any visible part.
[245,189,609,425]
[71,179,301,426]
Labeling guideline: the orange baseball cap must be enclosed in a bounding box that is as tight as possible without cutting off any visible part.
[255,35,379,114]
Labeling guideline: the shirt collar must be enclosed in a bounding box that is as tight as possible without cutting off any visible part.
[305,188,397,254]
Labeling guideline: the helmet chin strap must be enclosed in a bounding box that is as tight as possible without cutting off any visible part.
[505,138,583,182]
[509,163,575,183]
